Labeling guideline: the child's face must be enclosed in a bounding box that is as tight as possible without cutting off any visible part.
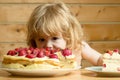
[35,34,66,49]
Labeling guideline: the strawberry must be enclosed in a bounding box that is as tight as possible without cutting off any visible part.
[44,50,51,56]
[50,50,55,54]
[23,48,28,51]
[49,54,58,59]
[37,49,45,58]
[18,47,24,51]
[32,48,40,56]
[113,49,119,52]
[7,50,16,56]
[18,50,26,56]
[25,54,35,59]
[45,47,52,51]
[103,64,106,67]
[29,47,34,52]
[15,48,19,52]
[62,48,72,56]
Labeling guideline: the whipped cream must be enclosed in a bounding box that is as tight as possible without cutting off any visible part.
[103,51,120,59]
[65,54,75,59]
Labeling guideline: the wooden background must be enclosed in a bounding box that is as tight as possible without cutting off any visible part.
[0,0,120,67]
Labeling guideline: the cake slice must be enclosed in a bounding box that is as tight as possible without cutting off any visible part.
[102,49,120,72]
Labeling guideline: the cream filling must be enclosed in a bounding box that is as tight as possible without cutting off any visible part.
[103,59,120,72]
[65,54,75,59]
[2,63,60,69]
[4,55,60,62]
[103,52,120,59]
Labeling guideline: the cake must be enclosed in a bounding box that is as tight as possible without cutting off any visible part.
[2,47,77,69]
[102,49,120,72]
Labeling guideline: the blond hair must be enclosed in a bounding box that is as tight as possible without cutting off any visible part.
[27,2,84,50]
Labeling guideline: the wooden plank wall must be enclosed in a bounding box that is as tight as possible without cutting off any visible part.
[0,0,120,67]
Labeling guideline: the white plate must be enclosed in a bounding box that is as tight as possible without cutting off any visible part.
[85,66,120,77]
[0,66,81,77]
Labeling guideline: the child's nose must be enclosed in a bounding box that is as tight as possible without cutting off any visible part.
[46,40,53,48]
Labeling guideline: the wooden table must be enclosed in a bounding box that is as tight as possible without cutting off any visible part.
[0,69,120,80]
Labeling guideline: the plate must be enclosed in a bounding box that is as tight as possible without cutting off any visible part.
[0,66,81,77]
[85,66,120,77]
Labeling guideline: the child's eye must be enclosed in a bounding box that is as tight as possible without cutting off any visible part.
[39,38,45,42]
[52,37,59,40]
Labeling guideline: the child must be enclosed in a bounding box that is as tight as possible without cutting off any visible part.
[27,2,103,67]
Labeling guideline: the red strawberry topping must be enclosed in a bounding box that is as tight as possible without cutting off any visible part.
[29,47,34,51]
[6,47,73,59]
[7,50,16,56]
[25,54,35,59]
[32,48,40,56]
[18,50,26,56]
[45,47,52,51]
[113,49,119,52]
[62,48,72,56]
[103,64,106,67]
[36,49,45,58]
[44,50,51,56]
[49,54,58,59]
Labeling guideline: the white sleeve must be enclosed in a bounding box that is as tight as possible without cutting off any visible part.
[81,41,101,65]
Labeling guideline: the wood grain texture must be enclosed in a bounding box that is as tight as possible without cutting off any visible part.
[0,0,120,3]
[0,24,27,42]
[89,41,120,53]
[0,4,120,23]
[0,24,119,42]
[82,24,120,41]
